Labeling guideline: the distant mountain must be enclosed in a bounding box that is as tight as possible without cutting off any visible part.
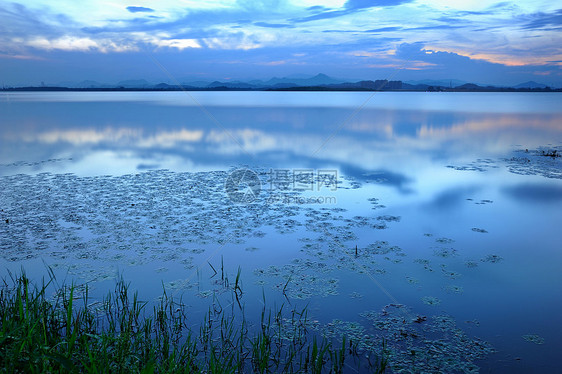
[284,73,316,79]
[328,80,403,90]
[513,81,548,89]
[181,80,213,88]
[153,83,182,90]
[116,79,151,88]
[456,83,482,90]
[297,73,345,86]
[405,79,469,88]
[253,73,345,87]
[5,74,561,92]
[70,80,111,88]
[206,81,259,89]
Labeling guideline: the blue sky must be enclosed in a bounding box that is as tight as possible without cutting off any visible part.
[1,0,561,86]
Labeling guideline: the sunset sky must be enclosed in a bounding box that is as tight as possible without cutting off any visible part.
[1,0,561,86]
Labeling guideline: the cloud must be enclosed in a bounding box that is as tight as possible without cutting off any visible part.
[292,0,413,23]
[365,26,402,32]
[0,3,75,42]
[25,36,137,52]
[291,9,353,23]
[345,0,413,10]
[150,38,201,50]
[126,6,155,13]
[203,31,266,50]
[306,6,328,12]
[522,9,562,30]
[396,42,484,66]
[406,24,463,31]
[392,42,561,85]
[254,21,294,28]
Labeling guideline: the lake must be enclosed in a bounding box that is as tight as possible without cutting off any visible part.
[1,91,561,373]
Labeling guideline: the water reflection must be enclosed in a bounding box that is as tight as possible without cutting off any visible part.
[425,185,482,210]
[503,183,562,203]
[2,92,562,179]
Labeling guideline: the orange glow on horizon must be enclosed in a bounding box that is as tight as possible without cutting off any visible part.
[424,45,561,67]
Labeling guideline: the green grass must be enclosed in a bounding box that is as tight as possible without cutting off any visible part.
[0,271,387,373]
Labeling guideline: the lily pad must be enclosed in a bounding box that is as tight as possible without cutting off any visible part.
[421,296,441,306]
[522,334,545,345]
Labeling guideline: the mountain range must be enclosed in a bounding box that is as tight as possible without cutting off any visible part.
[3,74,559,91]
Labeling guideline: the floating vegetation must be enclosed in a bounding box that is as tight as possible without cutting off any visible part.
[254,262,338,300]
[444,285,464,294]
[413,258,434,272]
[368,197,386,210]
[0,169,375,281]
[481,254,503,263]
[539,149,560,158]
[471,227,489,233]
[522,334,545,345]
[180,257,195,269]
[405,276,419,285]
[165,278,196,291]
[465,319,480,327]
[197,290,214,298]
[433,247,458,258]
[319,319,374,350]
[366,241,404,256]
[421,296,441,306]
[435,237,455,244]
[385,257,403,264]
[377,215,401,223]
[360,304,494,373]
[440,264,462,279]
[0,158,72,168]
[465,260,479,268]
[280,276,339,300]
[446,158,499,172]
[504,146,562,179]
[475,199,493,205]
[446,147,562,180]
[349,291,363,298]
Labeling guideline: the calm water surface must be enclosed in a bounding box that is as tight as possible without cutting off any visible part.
[1,92,561,373]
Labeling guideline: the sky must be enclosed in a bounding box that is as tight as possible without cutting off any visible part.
[0,0,561,86]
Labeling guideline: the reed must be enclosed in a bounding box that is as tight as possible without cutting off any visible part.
[0,270,388,373]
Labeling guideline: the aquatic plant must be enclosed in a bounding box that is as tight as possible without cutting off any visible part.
[0,271,388,373]
[522,334,545,345]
